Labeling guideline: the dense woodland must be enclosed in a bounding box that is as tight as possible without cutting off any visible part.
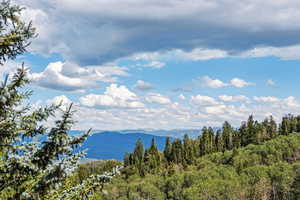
[124,114,297,175]
[0,1,300,199]
[45,115,300,200]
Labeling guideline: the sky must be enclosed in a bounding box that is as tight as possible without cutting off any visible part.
[5,0,300,130]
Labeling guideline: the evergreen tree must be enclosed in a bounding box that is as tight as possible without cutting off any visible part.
[263,116,277,140]
[0,0,36,64]
[171,139,183,164]
[183,134,195,164]
[199,127,208,156]
[133,139,144,164]
[280,116,289,135]
[254,121,267,144]
[296,115,300,133]
[246,115,256,144]
[239,121,248,146]
[146,138,161,171]
[232,130,241,148]
[215,129,224,152]
[132,139,145,175]
[124,153,130,167]
[207,127,215,153]
[164,137,172,163]
[0,67,90,199]
[222,121,233,150]
[0,2,90,198]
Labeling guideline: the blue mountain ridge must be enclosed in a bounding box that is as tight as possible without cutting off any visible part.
[80,131,172,161]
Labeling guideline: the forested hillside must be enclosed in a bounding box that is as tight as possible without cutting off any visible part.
[47,115,300,200]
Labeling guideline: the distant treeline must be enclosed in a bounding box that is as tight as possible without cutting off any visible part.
[124,114,300,175]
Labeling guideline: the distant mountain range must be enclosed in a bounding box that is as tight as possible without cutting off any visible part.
[66,129,223,160]
[72,129,224,160]
[80,129,204,139]
[80,131,172,160]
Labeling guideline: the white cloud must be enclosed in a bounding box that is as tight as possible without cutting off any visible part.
[267,79,276,87]
[46,95,73,110]
[178,94,186,100]
[199,76,254,89]
[46,95,72,105]
[190,95,220,106]
[199,76,228,88]
[134,80,154,91]
[240,45,300,60]
[254,96,280,103]
[0,60,24,78]
[145,93,172,105]
[29,61,128,92]
[80,84,144,108]
[219,95,249,102]
[38,93,300,130]
[204,105,227,115]
[174,48,228,61]
[282,96,300,108]
[230,78,254,88]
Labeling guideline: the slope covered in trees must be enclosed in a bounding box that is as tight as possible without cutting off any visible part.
[86,133,300,200]
[125,114,298,175]
[45,116,300,200]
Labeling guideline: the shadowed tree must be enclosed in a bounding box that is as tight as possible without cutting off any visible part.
[0,1,90,199]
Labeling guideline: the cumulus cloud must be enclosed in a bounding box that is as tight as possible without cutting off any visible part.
[145,93,172,105]
[134,80,154,91]
[230,78,254,88]
[219,95,249,102]
[204,105,227,115]
[46,95,72,105]
[17,0,300,64]
[199,76,228,88]
[190,95,220,106]
[29,61,128,92]
[80,84,144,109]
[199,76,254,88]
[253,96,280,103]
[38,93,300,130]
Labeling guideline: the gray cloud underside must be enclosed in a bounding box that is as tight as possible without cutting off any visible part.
[17,0,300,65]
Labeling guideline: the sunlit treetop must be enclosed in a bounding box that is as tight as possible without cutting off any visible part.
[0,0,36,64]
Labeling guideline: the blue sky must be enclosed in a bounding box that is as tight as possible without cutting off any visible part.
[5,0,300,130]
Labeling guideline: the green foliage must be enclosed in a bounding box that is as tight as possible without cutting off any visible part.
[0,67,90,199]
[0,1,91,199]
[108,133,300,200]
[0,0,36,64]
[41,130,300,200]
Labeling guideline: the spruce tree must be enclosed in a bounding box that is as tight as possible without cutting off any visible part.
[215,129,224,152]
[164,137,172,163]
[132,139,145,175]
[183,134,195,165]
[0,1,90,199]
[222,121,233,150]
[280,116,289,136]
[0,0,36,64]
